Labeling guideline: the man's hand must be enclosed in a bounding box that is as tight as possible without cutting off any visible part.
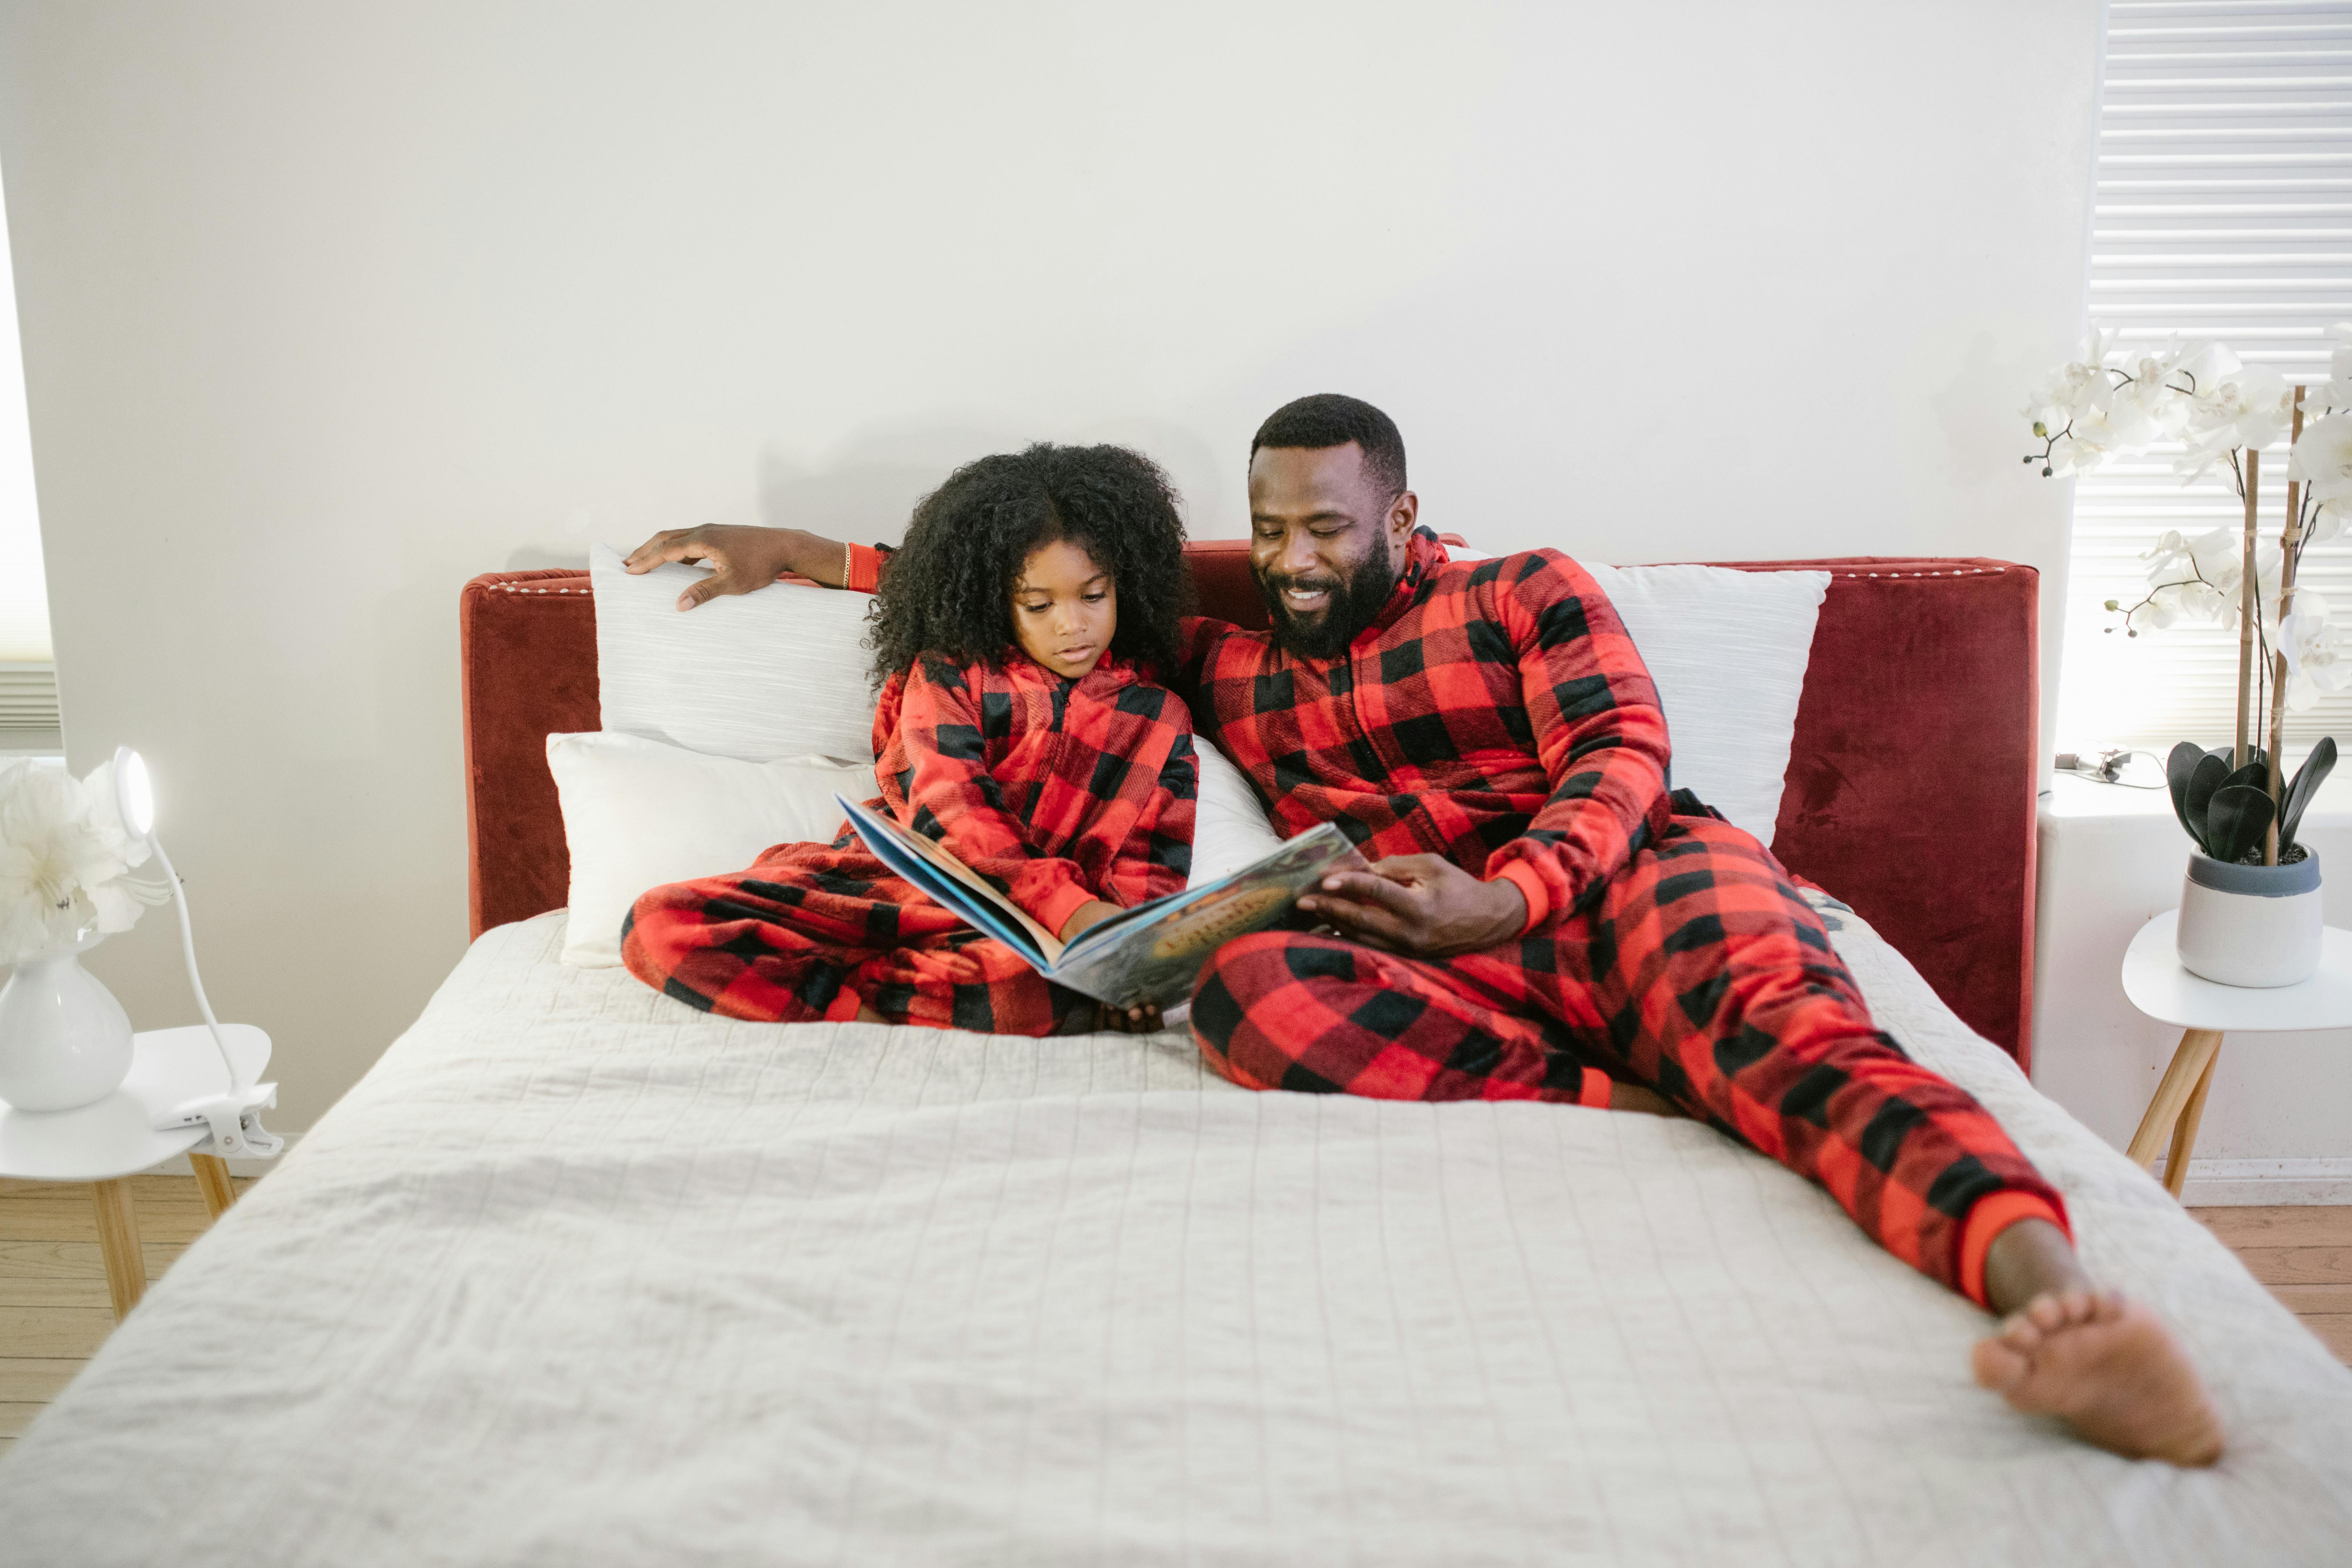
[1294,854,1528,958]
[624,525,849,610]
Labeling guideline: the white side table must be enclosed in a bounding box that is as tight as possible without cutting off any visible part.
[2120,913,2352,1197]
[0,1024,270,1318]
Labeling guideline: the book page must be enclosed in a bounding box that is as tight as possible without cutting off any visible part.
[1050,822,1365,1008]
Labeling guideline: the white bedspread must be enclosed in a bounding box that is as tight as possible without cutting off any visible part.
[3,898,2348,1566]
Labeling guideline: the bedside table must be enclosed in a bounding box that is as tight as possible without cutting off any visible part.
[2120,912,2352,1198]
[0,1024,271,1318]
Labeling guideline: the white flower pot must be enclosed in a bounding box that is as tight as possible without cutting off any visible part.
[2175,850,2324,989]
[0,933,135,1112]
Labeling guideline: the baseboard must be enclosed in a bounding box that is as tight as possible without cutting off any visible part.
[2152,1155,2352,1206]
[151,1131,302,1180]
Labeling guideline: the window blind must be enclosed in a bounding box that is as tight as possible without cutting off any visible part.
[0,662,58,735]
[2057,0,2352,753]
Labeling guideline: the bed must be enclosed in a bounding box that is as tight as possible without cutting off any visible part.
[1,549,2347,1566]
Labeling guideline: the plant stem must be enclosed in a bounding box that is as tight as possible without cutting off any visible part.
[2266,387,2308,864]
[2237,446,2261,771]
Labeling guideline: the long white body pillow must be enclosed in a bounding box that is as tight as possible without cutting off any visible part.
[1576,561,1829,847]
[591,543,879,763]
[547,730,870,967]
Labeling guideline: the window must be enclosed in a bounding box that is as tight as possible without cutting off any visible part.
[2057,0,2352,753]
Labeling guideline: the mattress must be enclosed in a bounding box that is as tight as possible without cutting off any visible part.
[1,895,2347,1566]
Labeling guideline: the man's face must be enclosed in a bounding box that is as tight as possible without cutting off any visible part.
[1247,443,1418,660]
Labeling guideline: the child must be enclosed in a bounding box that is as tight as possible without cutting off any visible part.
[621,443,1196,1035]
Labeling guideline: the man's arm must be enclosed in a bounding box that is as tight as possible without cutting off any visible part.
[1472,550,1674,931]
[624,525,877,609]
[1297,551,1671,955]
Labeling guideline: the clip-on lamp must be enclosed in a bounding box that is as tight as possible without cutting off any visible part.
[112,748,282,1161]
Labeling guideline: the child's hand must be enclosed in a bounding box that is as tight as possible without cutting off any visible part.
[1058,900,1124,942]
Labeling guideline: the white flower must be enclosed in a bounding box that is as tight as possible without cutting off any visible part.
[0,760,161,962]
[2163,339,2243,402]
[0,765,124,963]
[2290,412,2352,508]
[2310,497,2352,546]
[2135,527,2278,632]
[2281,592,2352,711]
[2312,322,2352,413]
[2140,528,2194,577]
[2024,327,2120,434]
[2025,364,2109,430]
[2048,409,2129,477]
[2126,578,2225,634]
[2104,341,2202,446]
[2176,363,2294,483]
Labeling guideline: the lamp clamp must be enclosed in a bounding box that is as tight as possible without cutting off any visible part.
[154,1082,284,1160]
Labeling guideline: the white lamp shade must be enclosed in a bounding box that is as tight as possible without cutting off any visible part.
[113,747,154,840]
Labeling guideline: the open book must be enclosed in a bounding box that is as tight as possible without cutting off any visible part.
[835,794,1366,1010]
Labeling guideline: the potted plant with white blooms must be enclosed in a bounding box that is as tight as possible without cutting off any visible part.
[0,760,170,1109]
[2027,324,2352,986]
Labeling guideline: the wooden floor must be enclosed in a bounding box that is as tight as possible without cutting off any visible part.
[2189,1204,2352,1362]
[0,1172,249,1453]
[0,1182,2344,1453]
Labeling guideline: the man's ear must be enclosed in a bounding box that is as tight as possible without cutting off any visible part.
[1389,490,1419,552]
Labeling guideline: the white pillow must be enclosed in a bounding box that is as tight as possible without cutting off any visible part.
[590,543,878,763]
[1576,562,1828,846]
[546,730,872,967]
[1187,739,1285,888]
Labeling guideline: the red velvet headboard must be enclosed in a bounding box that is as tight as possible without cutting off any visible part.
[461,545,2039,1065]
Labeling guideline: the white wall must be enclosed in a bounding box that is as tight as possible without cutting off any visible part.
[0,1,2104,1131]
[0,153,46,662]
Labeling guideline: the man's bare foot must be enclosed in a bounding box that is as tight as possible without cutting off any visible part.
[855,1002,890,1025]
[1608,1080,1683,1117]
[1972,1288,2224,1466]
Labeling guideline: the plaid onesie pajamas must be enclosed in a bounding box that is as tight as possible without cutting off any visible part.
[1172,530,2068,1306]
[621,652,1196,1035]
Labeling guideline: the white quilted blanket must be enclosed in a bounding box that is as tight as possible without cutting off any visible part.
[2,899,2348,1566]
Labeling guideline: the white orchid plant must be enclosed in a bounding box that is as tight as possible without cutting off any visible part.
[0,760,172,965]
[2027,324,2352,865]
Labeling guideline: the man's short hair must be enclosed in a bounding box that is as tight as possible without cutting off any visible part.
[1249,394,1407,501]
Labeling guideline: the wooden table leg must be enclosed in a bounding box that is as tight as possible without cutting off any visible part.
[189,1153,237,1219]
[2163,1044,2221,1199]
[90,1178,145,1321]
[2127,1027,2223,1172]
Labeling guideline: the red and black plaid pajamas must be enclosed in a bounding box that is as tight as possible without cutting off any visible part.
[621,652,1196,1035]
[1174,531,2067,1305]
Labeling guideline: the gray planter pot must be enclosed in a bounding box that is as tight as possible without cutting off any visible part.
[2175,850,2324,988]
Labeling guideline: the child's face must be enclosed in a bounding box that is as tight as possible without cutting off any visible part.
[1012,538,1116,679]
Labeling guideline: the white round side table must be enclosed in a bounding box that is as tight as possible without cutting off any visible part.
[2120,911,2352,1198]
[0,1024,270,1319]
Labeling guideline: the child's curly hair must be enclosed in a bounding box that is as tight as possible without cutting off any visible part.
[868,443,1191,687]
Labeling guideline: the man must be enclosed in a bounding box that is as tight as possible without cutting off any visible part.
[625,394,2223,1466]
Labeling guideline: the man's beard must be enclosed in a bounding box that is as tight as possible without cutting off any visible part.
[1255,544,1400,661]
